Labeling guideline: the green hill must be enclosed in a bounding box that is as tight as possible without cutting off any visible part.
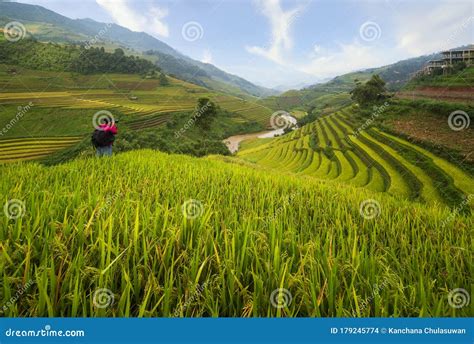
[1,149,471,317]
[261,54,440,115]
[142,50,268,100]
[0,1,276,98]
[0,36,157,74]
[0,37,274,163]
[373,66,474,163]
[237,107,473,208]
[0,1,472,321]
[401,66,474,94]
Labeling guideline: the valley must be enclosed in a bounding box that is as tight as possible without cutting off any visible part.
[0,61,274,163]
[237,107,473,207]
[0,0,472,320]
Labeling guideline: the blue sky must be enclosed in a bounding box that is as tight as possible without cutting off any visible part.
[17,0,474,88]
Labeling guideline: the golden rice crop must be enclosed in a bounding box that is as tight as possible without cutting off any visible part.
[0,150,471,317]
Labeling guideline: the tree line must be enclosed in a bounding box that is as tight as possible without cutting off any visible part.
[0,38,159,75]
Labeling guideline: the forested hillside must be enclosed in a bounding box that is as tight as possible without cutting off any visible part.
[0,0,275,97]
[0,37,157,75]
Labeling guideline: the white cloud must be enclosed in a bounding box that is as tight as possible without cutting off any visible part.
[201,49,213,64]
[245,0,395,82]
[96,0,169,37]
[298,42,396,80]
[395,2,473,56]
[312,44,322,54]
[244,0,473,86]
[246,0,305,64]
[307,43,330,60]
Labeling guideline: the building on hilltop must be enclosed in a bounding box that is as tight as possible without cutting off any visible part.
[421,45,474,75]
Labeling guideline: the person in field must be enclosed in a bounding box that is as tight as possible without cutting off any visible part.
[91,118,118,157]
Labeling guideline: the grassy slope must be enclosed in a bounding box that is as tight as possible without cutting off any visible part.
[0,6,274,99]
[0,64,273,141]
[258,71,367,113]
[0,32,273,144]
[260,51,439,114]
[237,108,473,208]
[0,61,277,164]
[379,67,474,162]
[1,150,471,317]
[404,66,474,89]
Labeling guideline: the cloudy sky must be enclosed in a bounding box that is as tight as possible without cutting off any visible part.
[17,0,474,88]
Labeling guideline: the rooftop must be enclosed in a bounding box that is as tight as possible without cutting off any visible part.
[441,44,474,54]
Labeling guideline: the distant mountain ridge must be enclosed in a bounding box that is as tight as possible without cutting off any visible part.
[0,1,277,98]
[303,53,441,93]
[259,52,443,112]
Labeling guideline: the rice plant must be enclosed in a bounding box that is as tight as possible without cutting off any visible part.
[0,150,472,317]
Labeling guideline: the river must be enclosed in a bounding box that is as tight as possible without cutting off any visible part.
[224,114,297,153]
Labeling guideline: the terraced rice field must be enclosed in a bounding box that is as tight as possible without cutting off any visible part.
[0,63,276,164]
[238,109,474,208]
[0,87,273,162]
[0,91,196,116]
[212,96,273,125]
[126,113,174,131]
[1,150,472,317]
[0,136,82,163]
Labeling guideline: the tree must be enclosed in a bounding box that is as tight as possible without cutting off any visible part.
[113,48,125,57]
[451,61,467,73]
[159,72,169,86]
[1,37,158,76]
[195,98,217,130]
[350,74,388,107]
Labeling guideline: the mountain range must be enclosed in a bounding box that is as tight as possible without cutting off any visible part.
[0,0,277,98]
[0,0,461,105]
